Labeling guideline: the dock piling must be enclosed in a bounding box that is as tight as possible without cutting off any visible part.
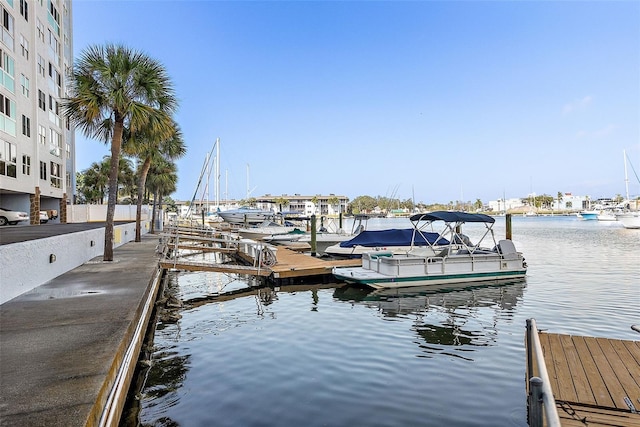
[506,213,512,240]
[528,377,543,427]
[310,214,317,256]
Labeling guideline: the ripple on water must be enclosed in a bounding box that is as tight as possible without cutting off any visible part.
[139,218,639,427]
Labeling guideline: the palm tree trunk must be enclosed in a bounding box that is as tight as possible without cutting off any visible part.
[151,188,158,234]
[104,119,124,261]
[135,158,152,242]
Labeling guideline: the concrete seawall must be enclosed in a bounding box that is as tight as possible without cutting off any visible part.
[0,234,162,426]
[0,221,150,304]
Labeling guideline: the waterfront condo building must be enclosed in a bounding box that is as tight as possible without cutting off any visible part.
[0,0,74,223]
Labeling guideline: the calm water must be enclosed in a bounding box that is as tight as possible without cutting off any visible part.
[136,216,639,426]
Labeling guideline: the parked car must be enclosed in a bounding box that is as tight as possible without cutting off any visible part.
[39,211,49,224]
[0,207,30,226]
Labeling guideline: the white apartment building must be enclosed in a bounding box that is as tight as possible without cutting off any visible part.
[180,194,350,218]
[0,0,74,223]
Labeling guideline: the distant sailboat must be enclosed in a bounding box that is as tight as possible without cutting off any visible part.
[616,149,640,229]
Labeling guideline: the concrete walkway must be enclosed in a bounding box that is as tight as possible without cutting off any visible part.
[0,235,162,426]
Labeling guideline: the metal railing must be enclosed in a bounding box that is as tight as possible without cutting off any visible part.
[526,318,561,427]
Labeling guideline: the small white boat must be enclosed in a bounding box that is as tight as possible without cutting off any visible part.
[615,211,640,229]
[332,211,527,290]
[237,221,301,240]
[578,210,599,220]
[596,210,618,222]
[217,206,275,224]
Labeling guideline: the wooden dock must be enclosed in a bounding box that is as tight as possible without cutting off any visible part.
[158,228,361,284]
[526,323,640,426]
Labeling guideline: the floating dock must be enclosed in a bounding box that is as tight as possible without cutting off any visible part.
[526,319,640,426]
[158,226,360,285]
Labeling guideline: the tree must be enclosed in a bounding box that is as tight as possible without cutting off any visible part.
[146,158,178,233]
[123,121,185,242]
[556,192,563,212]
[327,196,340,214]
[273,197,290,213]
[63,44,177,261]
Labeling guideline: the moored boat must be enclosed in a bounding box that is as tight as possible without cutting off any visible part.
[332,211,527,290]
[217,206,275,224]
[615,211,640,229]
[324,228,447,258]
[577,210,599,220]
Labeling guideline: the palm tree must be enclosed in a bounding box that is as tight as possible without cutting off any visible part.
[146,158,178,233]
[123,121,185,241]
[62,44,177,261]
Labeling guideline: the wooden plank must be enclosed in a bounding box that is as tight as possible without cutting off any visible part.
[547,333,578,402]
[596,338,635,410]
[605,338,640,406]
[539,332,558,393]
[561,334,596,405]
[623,340,640,364]
[159,260,272,276]
[572,335,615,408]
[558,404,640,427]
[176,244,237,253]
[584,336,626,410]
[557,402,640,427]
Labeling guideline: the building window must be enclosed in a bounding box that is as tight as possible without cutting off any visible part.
[37,54,45,77]
[47,29,59,60]
[65,141,70,158]
[0,48,15,93]
[38,90,45,110]
[21,114,29,137]
[0,139,17,177]
[20,0,28,22]
[48,0,60,36]
[1,5,15,51]
[19,34,28,59]
[38,124,46,145]
[22,154,30,175]
[20,73,28,97]
[49,128,61,157]
[66,171,71,188]
[0,93,16,136]
[50,161,61,188]
[48,62,61,96]
[36,19,44,42]
[39,160,46,180]
[48,95,60,126]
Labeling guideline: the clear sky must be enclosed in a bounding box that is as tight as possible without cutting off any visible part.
[72,0,640,205]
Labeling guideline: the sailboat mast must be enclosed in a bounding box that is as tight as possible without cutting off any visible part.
[215,138,220,209]
[624,149,630,201]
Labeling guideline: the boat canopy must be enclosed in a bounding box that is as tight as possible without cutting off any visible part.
[409,211,495,224]
[339,229,449,248]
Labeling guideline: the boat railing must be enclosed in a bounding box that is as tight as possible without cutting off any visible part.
[525,318,561,427]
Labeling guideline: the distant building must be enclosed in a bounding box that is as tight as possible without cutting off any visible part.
[177,193,349,217]
[487,198,525,213]
[0,0,74,223]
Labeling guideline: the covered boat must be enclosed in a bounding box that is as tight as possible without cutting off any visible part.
[332,211,527,289]
[324,228,449,258]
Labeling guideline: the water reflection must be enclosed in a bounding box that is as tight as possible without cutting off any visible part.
[334,280,526,360]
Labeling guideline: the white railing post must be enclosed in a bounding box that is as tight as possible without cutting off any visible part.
[526,318,561,427]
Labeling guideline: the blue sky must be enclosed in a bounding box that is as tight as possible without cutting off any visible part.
[72,1,640,204]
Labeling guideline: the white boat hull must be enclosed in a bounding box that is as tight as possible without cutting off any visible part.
[333,241,527,290]
[616,212,640,229]
[218,211,274,224]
